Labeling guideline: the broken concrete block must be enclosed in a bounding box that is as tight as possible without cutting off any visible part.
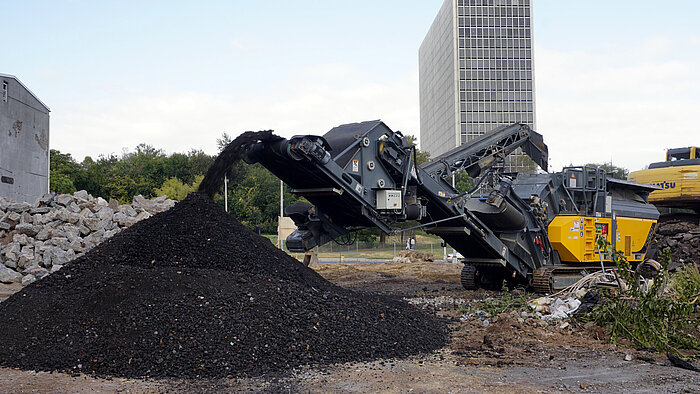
[73,190,89,201]
[0,266,22,283]
[22,274,36,286]
[15,223,40,237]
[54,194,74,207]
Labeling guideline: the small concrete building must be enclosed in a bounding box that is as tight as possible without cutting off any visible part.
[0,74,50,203]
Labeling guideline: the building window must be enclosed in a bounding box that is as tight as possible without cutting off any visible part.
[2,82,7,102]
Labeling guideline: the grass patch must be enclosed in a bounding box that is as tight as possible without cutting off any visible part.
[459,281,531,317]
[589,238,700,358]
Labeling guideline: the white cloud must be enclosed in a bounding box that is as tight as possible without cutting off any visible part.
[50,64,419,161]
[229,37,260,53]
[535,36,699,172]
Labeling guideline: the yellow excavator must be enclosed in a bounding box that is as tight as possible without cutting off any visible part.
[628,147,700,220]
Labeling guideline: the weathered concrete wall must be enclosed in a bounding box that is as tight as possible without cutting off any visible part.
[0,76,50,204]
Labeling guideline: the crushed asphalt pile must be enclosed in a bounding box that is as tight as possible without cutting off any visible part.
[651,219,700,266]
[198,130,281,198]
[0,193,446,378]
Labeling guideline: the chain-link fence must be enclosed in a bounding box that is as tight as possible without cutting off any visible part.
[281,235,462,264]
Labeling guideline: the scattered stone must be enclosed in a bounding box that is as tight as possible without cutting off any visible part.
[0,192,176,286]
[580,381,589,389]
[21,274,36,286]
[0,266,23,283]
[651,220,700,266]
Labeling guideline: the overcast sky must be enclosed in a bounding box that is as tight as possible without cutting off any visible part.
[3,0,698,172]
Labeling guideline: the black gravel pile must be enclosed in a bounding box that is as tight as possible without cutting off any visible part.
[198,130,281,197]
[0,193,447,378]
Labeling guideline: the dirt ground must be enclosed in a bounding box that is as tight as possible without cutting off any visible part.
[1,261,698,393]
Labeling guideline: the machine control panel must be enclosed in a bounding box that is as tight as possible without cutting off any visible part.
[376,189,402,210]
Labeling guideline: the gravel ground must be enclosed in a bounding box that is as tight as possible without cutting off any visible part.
[0,260,698,392]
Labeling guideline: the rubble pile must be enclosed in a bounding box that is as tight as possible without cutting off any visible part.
[651,220,700,265]
[0,192,175,285]
[393,250,434,264]
[0,192,447,378]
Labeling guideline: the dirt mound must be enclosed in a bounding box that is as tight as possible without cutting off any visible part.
[651,219,700,265]
[0,193,446,378]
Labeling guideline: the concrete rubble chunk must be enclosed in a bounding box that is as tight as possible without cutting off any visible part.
[113,212,138,227]
[55,194,74,207]
[35,228,51,241]
[56,209,80,224]
[73,190,89,201]
[83,218,103,232]
[6,212,21,223]
[3,254,17,267]
[78,208,93,218]
[135,211,152,221]
[118,205,138,217]
[21,274,36,286]
[0,190,176,286]
[15,223,40,237]
[39,193,54,206]
[96,207,114,221]
[7,202,31,213]
[25,265,49,280]
[0,266,23,283]
[29,207,51,215]
[21,212,33,223]
[68,202,81,213]
[13,233,30,245]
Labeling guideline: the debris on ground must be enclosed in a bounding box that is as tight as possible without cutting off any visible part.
[576,291,602,314]
[651,219,700,266]
[392,250,434,264]
[667,353,699,372]
[0,192,175,285]
[530,296,581,320]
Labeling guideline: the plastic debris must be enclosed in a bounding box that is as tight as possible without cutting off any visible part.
[529,297,581,320]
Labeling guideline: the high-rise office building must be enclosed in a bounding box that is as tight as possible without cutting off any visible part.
[419,0,536,172]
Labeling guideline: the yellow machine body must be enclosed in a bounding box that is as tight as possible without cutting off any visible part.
[548,215,656,264]
[628,147,700,209]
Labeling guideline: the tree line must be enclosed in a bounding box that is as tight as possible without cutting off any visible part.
[49,139,301,233]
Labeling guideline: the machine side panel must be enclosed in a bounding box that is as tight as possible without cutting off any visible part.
[614,217,656,262]
[548,216,612,263]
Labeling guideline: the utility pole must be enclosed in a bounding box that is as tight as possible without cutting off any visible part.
[280,180,284,217]
[224,175,228,212]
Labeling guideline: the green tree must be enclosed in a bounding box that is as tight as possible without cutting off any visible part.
[217,132,233,152]
[585,162,629,180]
[49,149,80,194]
[404,135,431,165]
[104,144,168,202]
[156,175,203,201]
[73,155,114,198]
[454,171,474,193]
[510,154,539,174]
